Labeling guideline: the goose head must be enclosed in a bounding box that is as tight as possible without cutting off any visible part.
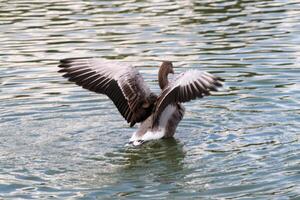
[158,61,174,90]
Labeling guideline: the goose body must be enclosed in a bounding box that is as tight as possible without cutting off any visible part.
[58,58,222,146]
[129,103,185,146]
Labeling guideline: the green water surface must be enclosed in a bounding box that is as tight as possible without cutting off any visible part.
[0,0,300,199]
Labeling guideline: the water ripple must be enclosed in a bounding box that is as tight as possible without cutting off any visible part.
[0,0,300,199]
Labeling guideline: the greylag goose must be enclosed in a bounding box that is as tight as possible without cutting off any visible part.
[58,58,223,146]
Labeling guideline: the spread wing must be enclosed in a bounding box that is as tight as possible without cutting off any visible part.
[153,70,223,124]
[58,57,156,127]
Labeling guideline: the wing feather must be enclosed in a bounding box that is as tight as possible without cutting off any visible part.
[153,70,223,124]
[58,57,156,126]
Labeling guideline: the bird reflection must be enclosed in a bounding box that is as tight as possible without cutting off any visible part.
[119,138,186,184]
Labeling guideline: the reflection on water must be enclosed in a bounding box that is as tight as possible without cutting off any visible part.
[1,0,300,199]
[121,139,185,185]
[112,139,185,198]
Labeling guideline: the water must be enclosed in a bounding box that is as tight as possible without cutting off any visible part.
[1,0,300,199]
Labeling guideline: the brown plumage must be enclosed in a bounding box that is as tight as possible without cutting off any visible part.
[58,58,156,127]
[58,58,223,146]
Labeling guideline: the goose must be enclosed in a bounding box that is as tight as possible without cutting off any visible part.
[58,58,223,146]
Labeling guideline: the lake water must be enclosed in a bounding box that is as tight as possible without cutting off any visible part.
[1,0,300,199]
